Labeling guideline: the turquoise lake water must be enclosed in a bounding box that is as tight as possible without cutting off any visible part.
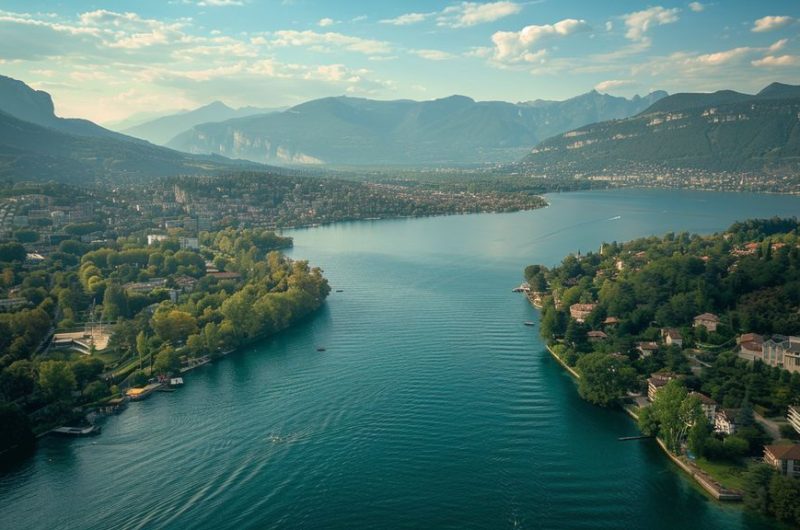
[1,188,799,529]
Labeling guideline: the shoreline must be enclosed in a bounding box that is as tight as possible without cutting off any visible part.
[543,343,742,503]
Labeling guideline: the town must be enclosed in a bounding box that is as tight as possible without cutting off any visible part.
[524,217,800,524]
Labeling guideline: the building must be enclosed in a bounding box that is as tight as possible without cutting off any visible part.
[637,341,659,358]
[208,271,242,281]
[147,234,168,246]
[714,409,738,435]
[647,372,677,401]
[689,391,717,423]
[764,445,800,477]
[782,339,800,374]
[661,328,683,348]
[788,405,800,435]
[587,330,607,342]
[738,333,764,362]
[694,313,720,332]
[569,303,596,323]
[123,278,167,293]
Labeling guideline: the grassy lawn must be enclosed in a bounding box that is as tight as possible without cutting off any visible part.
[693,457,748,491]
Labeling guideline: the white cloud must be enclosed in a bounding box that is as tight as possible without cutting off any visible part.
[691,46,751,66]
[490,19,590,64]
[769,39,788,52]
[604,21,613,31]
[752,16,794,33]
[623,6,680,43]
[412,49,456,61]
[438,2,522,28]
[752,54,799,67]
[318,18,336,27]
[196,0,244,6]
[594,79,635,92]
[270,30,392,55]
[379,12,431,26]
[688,2,705,13]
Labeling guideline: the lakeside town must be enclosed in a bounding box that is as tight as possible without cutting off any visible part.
[524,217,800,525]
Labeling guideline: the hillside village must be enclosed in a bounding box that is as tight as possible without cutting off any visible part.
[525,217,800,522]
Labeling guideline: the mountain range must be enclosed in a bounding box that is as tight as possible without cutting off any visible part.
[165,90,667,166]
[0,76,263,182]
[121,101,284,145]
[520,82,800,175]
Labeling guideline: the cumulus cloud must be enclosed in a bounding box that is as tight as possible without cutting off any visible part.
[688,2,705,13]
[691,47,752,66]
[318,18,337,27]
[752,54,799,67]
[490,19,590,64]
[752,15,794,33]
[438,1,522,28]
[379,12,431,26]
[412,49,456,61]
[623,6,680,43]
[196,0,244,6]
[270,30,393,55]
[594,79,635,92]
[381,2,521,29]
[769,39,788,52]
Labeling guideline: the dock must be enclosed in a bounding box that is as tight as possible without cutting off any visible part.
[51,425,101,437]
[126,382,163,401]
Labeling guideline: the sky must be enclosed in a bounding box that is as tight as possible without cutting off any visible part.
[0,0,798,124]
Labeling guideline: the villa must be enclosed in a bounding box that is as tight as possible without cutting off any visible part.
[569,303,596,323]
[694,313,720,332]
[764,445,800,477]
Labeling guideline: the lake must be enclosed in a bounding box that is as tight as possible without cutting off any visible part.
[1,188,798,529]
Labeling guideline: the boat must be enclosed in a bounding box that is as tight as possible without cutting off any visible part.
[336,289,344,293]
[317,347,326,352]
[169,377,184,386]
[52,425,101,437]
[524,321,536,326]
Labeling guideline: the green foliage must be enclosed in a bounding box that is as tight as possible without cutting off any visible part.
[0,242,25,263]
[576,353,636,407]
[647,380,701,453]
[153,348,180,376]
[37,361,76,402]
[0,402,35,460]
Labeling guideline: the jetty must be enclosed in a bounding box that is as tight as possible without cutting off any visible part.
[126,382,163,401]
[51,425,101,437]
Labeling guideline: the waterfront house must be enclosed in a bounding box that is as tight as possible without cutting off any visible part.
[764,444,800,477]
[788,405,800,435]
[714,409,738,435]
[661,328,683,348]
[569,303,596,323]
[694,313,720,332]
[647,372,677,402]
[637,341,659,358]
[689,392,718,423]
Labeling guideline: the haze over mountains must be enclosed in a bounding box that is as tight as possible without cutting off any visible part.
[120,102,284,146]
[521,82,800,176]
[0,76,263,182]
[164,90,667,166]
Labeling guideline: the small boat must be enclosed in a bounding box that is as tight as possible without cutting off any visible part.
[336,289,343,293]
[524,321,536,326]
[316,347,326,352]
[169,377,184,386]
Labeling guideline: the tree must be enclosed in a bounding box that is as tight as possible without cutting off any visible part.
[638,406,659,436]
[82,380,109,402]
[152,309,198,344]
[743,464,774,514]
[136,331,149,370]
[576,353,636,407]
[102,282,129,320]
[649,380,701,453]
[0,242,26,263]
[769,474,800,525]
[153,348,181,376]
[0,403,35,460]
[687,418,711,457]
[37,361,76,402]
